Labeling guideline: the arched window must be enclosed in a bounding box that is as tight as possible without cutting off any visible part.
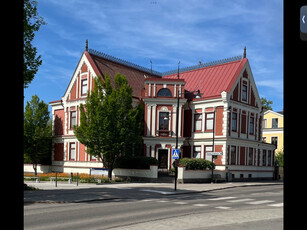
[157,88,172,97]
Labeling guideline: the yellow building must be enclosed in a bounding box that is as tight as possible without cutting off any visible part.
[262,110,283,152]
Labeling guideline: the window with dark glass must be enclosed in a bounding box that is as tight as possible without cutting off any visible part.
[242,84,247,101]
[249,116,254,135]
[232,112,237,131]
[272,118,278,128]
[157,88,172,97]
[241,113,246,134]
[262,150,267,166]
[81,79,88,96]
[159,112,169,130]
[248,148,253,165]
[70,111,76,129]
[231,146,236,165]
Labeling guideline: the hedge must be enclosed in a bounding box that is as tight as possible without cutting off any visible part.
[114,155,159,169]
[179,158,215,170]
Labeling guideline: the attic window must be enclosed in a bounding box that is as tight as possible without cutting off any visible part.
[81,79,88,96]
[157,88,172,97]
[242,81,247,102]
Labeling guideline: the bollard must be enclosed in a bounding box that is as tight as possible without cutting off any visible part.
[55,172,57,187]
[70,172,73,184]
[76,172,79,186]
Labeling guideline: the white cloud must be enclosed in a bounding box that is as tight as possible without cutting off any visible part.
[257,80,283,94]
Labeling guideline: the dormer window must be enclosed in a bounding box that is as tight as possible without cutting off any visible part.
[157,88,172,97]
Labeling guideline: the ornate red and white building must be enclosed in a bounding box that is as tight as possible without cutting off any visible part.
[49,45,276,180]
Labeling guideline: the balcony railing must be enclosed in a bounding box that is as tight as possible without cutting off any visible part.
[156,130,172,137]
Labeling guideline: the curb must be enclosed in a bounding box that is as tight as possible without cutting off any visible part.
[24,197,121,204]
[163,182,283,196]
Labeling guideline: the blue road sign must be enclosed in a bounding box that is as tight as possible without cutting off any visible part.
[172,149,179,159]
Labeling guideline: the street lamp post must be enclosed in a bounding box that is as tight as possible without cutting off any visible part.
[173,61,202,191]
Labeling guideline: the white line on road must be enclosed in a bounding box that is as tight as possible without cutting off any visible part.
[173,201,188,205]
[140,189,176,195]
[193,204,208,207]
[215,206,231,209]
[268,203,283,207]
[140,199,155,202]
[246,200,275,205]
[227,198,255,203]
[208,196,236,201]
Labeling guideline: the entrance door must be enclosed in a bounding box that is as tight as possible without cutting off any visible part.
[158,149,168,169]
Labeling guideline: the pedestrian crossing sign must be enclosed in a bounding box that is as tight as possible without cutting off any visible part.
[172,149,179,159]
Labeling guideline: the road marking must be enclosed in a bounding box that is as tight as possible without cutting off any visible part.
[246,200,274,205]
[140,199,154,202]
[208,196,236,201]
[251,192,281,196]
[114,187,132,189]
[193,204,208,207]
[227,198,255,203]
[157,200,169,203]
[215,206,231,209]
[140,189,176,195]
[268,203,283,207]
[173,201,188,205]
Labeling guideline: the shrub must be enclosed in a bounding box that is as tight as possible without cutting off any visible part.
[179,158,215,170]
[114,155,158,169]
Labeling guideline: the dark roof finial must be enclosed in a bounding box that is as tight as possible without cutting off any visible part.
[85,39,88,51]
[243,46,246,58]
[150,60,152,78]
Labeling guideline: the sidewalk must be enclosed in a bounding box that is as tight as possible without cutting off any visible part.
[24,181,283,204]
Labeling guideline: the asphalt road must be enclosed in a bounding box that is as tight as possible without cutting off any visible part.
[24,184,283,230]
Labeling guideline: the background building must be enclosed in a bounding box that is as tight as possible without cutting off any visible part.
[262,110,284,152]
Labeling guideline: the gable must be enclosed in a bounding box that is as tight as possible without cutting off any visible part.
[62,52,99,103]
[163,58,246,100]
[88,51,161,99]
[229,60,261,109]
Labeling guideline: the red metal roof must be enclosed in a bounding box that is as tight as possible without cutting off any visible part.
[163,58,247,99]
[86,51,161,99]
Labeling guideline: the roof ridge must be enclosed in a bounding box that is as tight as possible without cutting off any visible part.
[162,55,243,76]
[88,48,243,77]
[88,49,163,77]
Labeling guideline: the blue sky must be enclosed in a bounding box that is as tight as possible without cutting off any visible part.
[24,0,283,112]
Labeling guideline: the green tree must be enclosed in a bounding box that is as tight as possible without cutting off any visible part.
[74,74,144,180]
[261,97,273,110]
[24,95,52,176]
[24,0,46,88]
[275,148,284,167]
